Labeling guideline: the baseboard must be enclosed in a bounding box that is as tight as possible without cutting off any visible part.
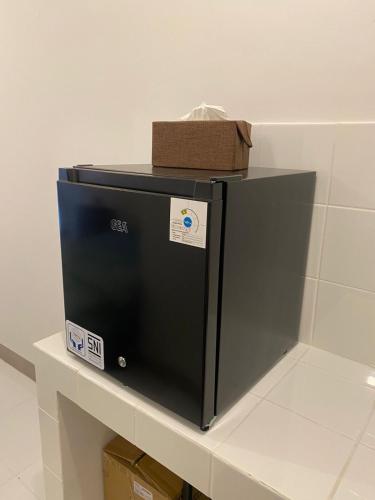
[0,343,36,381]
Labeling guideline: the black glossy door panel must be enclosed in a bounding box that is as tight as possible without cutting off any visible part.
[58,181,221,427]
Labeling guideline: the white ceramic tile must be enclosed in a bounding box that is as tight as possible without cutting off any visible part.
[0,477,38,499]
[211,457,284,500]
[34,332,82,418]
[0,459,15,487]
[38,410,61,477]
[306,205,326,278]
[320,207,375,292]
[288,342,309,360]
[267,362,375,439]
[334,445,375,500]
[59,396,115,500]
[330,124,375,210]
[299,278,318,344]
[313,281,375,367]
[251,355,297,398]
[249,125,265,167]
[0,398,42,474]
[43,467,63,500]
[0,360,36,397]
[252,124,335,204]
[135,407,212,495]
[215,400,353,500]
[136,389,259,451]
[301,346,375,389]
[0,361,35,417]
[134,391,259,495]
[19,461,45,500]
[76,366,137,442]
[361,410,375,450]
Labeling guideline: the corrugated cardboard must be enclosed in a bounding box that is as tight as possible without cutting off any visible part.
[152,120,252,171]
[103,436,183,500]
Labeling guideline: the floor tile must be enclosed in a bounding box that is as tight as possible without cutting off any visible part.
[334,445,375,499]
[301,346,375,389]
[361,410,375,450]
[0,360,36,396]
[215,400,353,500]
[0,477,37,499]
[0,398,42,474]
[267,363,375,439]
[18,461,45,500]
[0,459,15,487]
[0,361,35,417]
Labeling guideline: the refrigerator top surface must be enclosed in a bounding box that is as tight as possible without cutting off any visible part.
[72,163,310,181]
[59,164,314,200]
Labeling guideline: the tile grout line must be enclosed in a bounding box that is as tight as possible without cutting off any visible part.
[305,277,319,344]
[319,278,375,297]
[325,127,337,211]
[219,347,309,444]
[263,351,375,443]
[39,406,58,424]
[310,131,336,347]
[211,353,301,459]
[256,357,301,401]
[44,464,62,482]
[298,358,375,391]
[263,397,358,442]
[328,400,375,499]
[327,203,375,213]
[212,452,292,500]
[17,470,41,500]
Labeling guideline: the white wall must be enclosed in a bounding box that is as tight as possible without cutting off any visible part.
[0,0,374,362]
[252,124,375,367]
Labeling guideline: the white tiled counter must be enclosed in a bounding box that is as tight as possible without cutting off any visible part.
[34,333,375,500]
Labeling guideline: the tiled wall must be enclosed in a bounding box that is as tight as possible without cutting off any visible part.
[251,123,375,367]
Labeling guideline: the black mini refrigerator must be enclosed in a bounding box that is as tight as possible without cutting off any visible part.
[58,164,315,429]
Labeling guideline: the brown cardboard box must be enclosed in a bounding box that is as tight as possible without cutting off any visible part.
[103,436,183,500]
[152,120,252,171]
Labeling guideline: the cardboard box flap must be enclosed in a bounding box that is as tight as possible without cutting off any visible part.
[136,455,183,499]
[104,436,144,466]
[236,121,252,147]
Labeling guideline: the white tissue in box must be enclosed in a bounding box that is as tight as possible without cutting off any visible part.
[180,102,228,121]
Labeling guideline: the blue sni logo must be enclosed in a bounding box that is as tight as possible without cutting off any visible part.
[70,332,84,351]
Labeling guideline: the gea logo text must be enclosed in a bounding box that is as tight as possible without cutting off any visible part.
[110,219,128,233]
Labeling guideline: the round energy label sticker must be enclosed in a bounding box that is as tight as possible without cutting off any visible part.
[169,198,208,249]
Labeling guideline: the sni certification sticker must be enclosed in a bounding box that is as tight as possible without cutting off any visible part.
[66,320,105,370]
[169,198,208,249]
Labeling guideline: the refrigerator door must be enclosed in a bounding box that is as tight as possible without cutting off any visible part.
[57,180,222,428]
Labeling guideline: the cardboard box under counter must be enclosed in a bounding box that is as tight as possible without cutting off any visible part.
[152,120,252,171]
[103,436,183,500]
